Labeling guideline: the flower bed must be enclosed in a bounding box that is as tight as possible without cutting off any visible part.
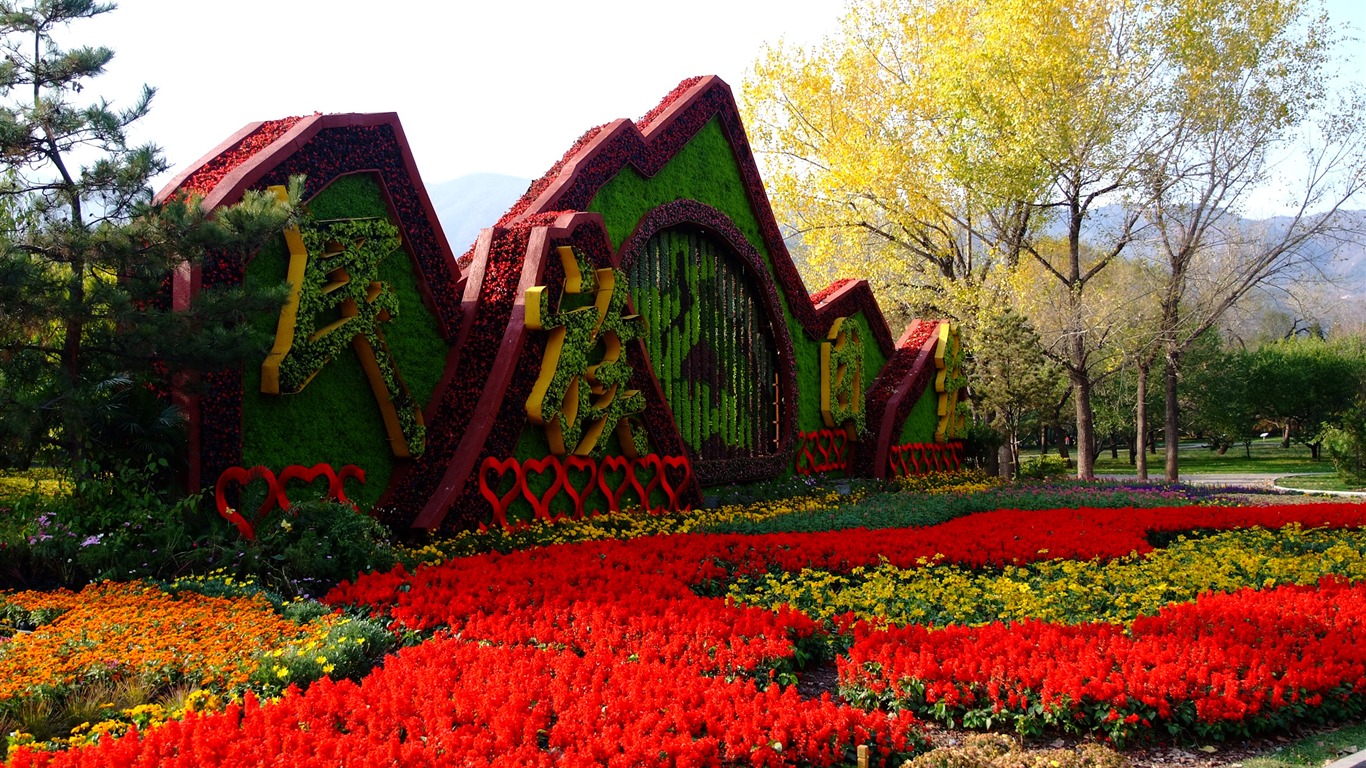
[0,579,390,758]
[727,525,1366,626]
[0,582,327,698]
[842,578,1366,742]
[6,496,1366,766]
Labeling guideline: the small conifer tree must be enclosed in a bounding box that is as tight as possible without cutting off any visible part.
[0,0,299,475]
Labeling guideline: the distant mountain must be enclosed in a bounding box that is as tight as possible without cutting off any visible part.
[426,173,530,255]
[1042,205,1366,291]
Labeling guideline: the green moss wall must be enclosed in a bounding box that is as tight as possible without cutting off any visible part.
[899,388,941,445]
[240,173,447,509]
[585,118,887,479]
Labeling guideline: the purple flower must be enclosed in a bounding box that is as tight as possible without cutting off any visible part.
[80,534,103,547]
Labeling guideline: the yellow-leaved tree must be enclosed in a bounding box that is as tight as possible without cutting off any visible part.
[745,0,1365,480]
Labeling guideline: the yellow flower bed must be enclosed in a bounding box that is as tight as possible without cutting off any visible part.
[894,470,1004,495]
[401,490,859,565]
[727,525,1366,626]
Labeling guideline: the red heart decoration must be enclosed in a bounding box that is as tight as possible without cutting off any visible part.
[633,455,664,514]
[276,463,339,510]
[928,443,943,472]
[215,466,280,540]
[830,431,849,469]
[479,457,524,529]
[795,431,817,476]
[561,456,598,520]
[907,444,922,475]
[521,456,566,522]
[660,455,693,512]
[814,430,834,472]
[335,465,366,506]
[625,456,658,513]
[597,455,633,513]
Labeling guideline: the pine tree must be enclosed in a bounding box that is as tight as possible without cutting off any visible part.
[0,0,299,473]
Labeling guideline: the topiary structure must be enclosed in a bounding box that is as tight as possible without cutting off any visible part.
[162,78,968,533]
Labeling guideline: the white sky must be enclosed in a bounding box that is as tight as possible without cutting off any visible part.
[62,0,1366,212]
[81,0,842,190]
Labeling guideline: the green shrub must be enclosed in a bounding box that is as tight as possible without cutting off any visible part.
[248,615,393,696]
[1320,401,1366,486]
[1,460,399,595]
[231,499,399,597]
[0,458,215,588]
[1016,454,1071,480]
[962,422,1004,470]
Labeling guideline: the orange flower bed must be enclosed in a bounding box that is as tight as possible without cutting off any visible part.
[0,582,325,701]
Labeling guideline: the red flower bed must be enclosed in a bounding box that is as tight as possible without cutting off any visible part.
[331,504,1366,629]
[841,577,1366,741]
[8,637,912,768]
[13,502,1366,766]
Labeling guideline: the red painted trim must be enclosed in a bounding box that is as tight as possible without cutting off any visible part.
[414,213,594,528]
[869,321,942,480]
[196,114,325,210]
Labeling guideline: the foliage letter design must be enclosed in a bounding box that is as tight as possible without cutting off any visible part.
[821,317,865,436]
[525,246,648,457]
[259,186,425,458]
[934,322,966,442]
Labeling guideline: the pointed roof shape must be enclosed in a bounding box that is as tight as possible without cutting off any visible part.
[155,113,464,494]
[467,75,897,355]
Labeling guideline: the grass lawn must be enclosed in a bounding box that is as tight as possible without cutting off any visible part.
[1246,722,1366,768]
[1274,473,1366,493]
[1086,439,1331,475]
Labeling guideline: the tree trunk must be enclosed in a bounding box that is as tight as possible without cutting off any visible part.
[1164,349,1181,482]
[1136,361,1149,480]
[1070,349,1095,481]
[1128,436,1136,466]
[1069,399,1090,475]
[997,443,1012,479]
[1110,437,1119,460]
[1281,422,1291,449]
[62,257,86,469]
[1056,428,1071,463]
